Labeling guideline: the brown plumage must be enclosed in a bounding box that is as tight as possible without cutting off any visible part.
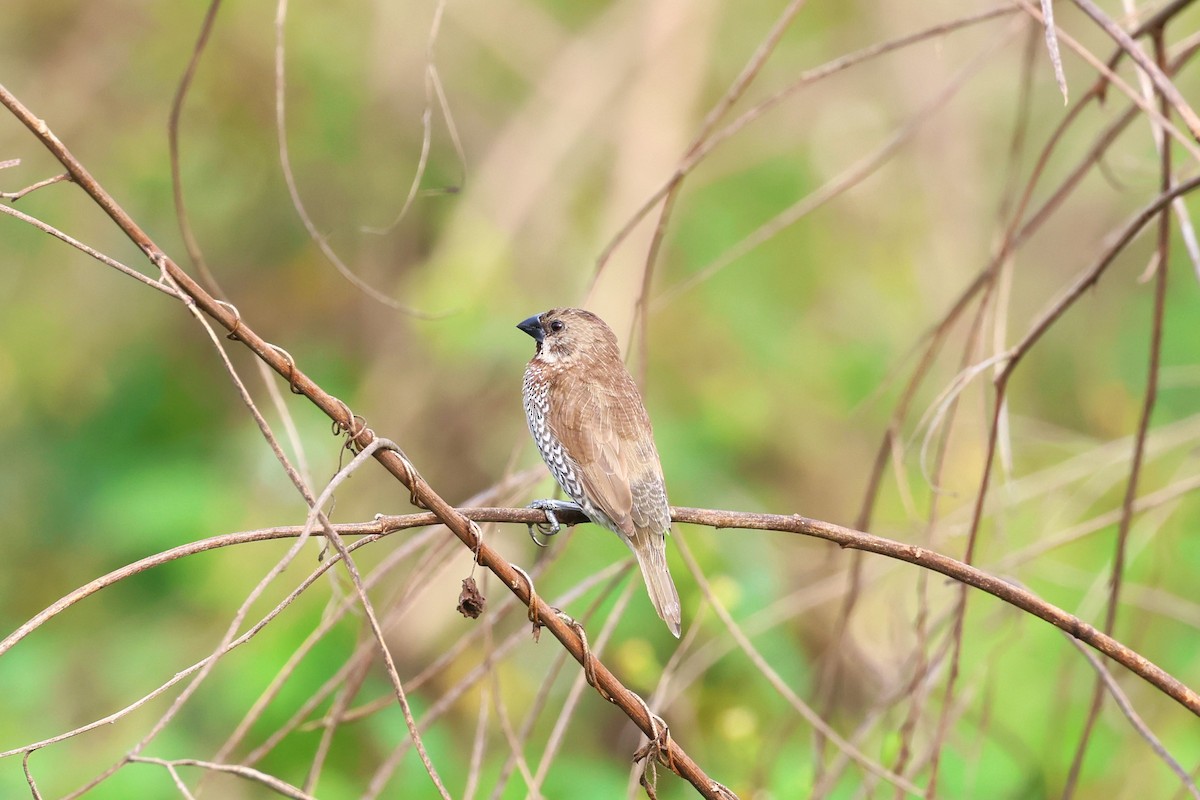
[518,308,682,637]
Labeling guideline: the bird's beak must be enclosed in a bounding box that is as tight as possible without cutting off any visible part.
[517,315,544,343]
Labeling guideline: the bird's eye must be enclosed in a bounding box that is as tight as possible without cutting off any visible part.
[549,320,565,333]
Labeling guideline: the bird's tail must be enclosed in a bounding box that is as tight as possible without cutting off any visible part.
[629,531,682,638]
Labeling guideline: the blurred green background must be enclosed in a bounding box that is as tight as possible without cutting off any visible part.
[2,0,1200,798]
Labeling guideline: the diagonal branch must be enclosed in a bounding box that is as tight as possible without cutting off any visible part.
[1071,0,1200,138]
[0,81,732,800]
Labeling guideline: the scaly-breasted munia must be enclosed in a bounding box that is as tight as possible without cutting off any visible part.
[518,307,682,637]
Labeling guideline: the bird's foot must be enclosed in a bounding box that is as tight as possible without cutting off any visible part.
[526,499,582,546]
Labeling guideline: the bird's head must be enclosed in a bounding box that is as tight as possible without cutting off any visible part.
[517,307,620,366]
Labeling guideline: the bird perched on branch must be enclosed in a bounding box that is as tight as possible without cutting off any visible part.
[517,307,682,637]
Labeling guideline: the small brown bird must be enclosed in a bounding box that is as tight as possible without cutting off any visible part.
[518,308,682,637]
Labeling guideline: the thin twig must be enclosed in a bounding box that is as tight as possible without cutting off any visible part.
[0,202,180,297]
[1071,0,1200,138]
[1063,31,1175,799]
[23,751,43,800]
[673,531,926,797]
[271,0,441,316]
[129,756,317,800]
[300,439,452,798]
[0,171,70,200]
[530,580,637,794]
[655,21,1019,308]
[591,0,809,286]
[1060,635,1200,800]
[1012,0,1200,160]
[0,531,383,760]
[168,0,225,295]
[361,0,460,234]
[595,5,1018,277]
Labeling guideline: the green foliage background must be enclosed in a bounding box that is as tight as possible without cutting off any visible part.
[1,1,1199,798]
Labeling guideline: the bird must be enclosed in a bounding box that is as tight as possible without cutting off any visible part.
[517,307,682,637]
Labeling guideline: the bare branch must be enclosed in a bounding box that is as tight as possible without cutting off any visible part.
[0,202,181,297]
[1071,0,1200,138]
[129,756,317,800]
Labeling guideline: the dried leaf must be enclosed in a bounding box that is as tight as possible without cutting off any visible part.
[456,577,485,619]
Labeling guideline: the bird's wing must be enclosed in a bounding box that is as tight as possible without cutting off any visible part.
[550,371,658,536]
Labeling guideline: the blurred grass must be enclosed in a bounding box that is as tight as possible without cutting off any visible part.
[2,0,1200,798]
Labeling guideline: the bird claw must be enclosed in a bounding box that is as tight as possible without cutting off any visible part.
[528,522,555,548]
[526,499,580,547]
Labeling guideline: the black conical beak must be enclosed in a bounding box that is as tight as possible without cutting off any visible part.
[517,315,544,343]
